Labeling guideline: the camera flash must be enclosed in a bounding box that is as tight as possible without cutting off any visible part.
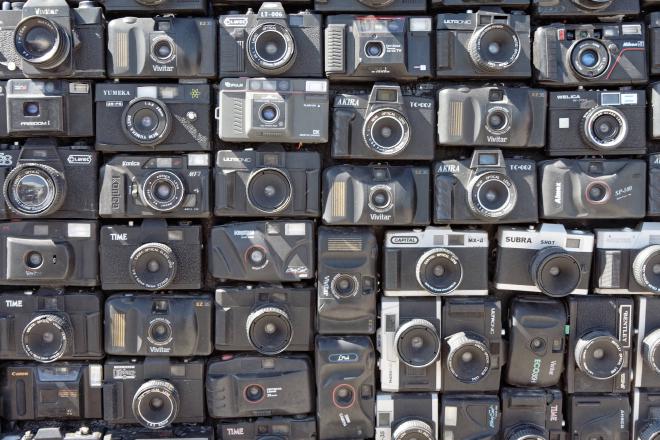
[409,18,432,32]
[68,223,91,238]
[188,154,209,167]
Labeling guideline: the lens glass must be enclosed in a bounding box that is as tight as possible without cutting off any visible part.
[134,109,158,134]
[247,169,292,213]
[22,316,66,362]
[586,182,610,204]
[23,25,56,58]
[487,110,508,132]
[148,320,172,345]
[576,333,624,379]
[396,322,440,367]
[129,243,176,290]
[580,49,598,67]
[333,385,354,408]
[447,334,490,383]
[331,274,358,298]
[477,179,510,212]
[371,116,405,151]
[25,251,43,269]
[533,250,581,297]
[248,308,292,354]
[260,105,278,123]
[245,384,265,403]
[134,382,177,429]
[153,40,173,61]
[417,250,462,295]
[255,30,288,63]
[473,24,519,68]
[365,41,384,57]
[370,188,391,211]
[153,181,173,201]
[592,114,620,143]
[23,102,39,117]
[14,174,50,210]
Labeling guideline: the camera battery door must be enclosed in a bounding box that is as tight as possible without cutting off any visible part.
[375,392,439,440]
[501,388,564,440]
[569,394,630,440]
[441,394,501,440]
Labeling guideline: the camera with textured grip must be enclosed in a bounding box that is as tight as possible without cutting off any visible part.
[434,149,538,225]
[441,395,500,440]
[533,23,647,87]
[0,140,97,220]
[219,3,321,78]
[378,297,442,392]
[436,10,531,79]
[214,149,320,218]
[501,388,564,440]
[533,0,639,18]
[97,0,208,14]
[103,357,205,429]
[331,84,435,160]
[0,289,102,363]
[99,153,211,219]
[375,393,439,440]
[1,362,102,420]
[539,158,646,220]
[325,16,432,81]
[104,293,212,357]
[315,0,427,11]
[206,354,314,419]
[634,298,660,389]
[634,390,660,440]
[104,425,213,440]
[0,0,105,79]
[570,395,630,440]
[217,417,317,440]
[0,79,93,138]
[0,220,98,287]
[382,227,489,297]
[316,336,375,440]
[95,82,211,152]
[99,219,202,291]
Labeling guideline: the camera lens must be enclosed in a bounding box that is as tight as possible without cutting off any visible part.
[246,168,293,214]
[643,329,660,375]
[363,109,411,155]
[365,41,384,57]
[13,16,70,69]
[392,419,435,440]
[21,314,71,363]
[245,246,269,270]
[415,249,463,295]
[632,245,660,293]
[4,164,66,217]
[259,104,279,123]
[25,251,43,269]
[506,426,548,440]
[23,102,39,116]
[123,98,172,147]
[246,306,293,355]
[132,380,179,429]
[368,185,393,213]
[580,49,598,67]
[358,0,396,6]
[330,274,359,298]
[150,37,176,64]
[584,181,611,204]
[147,318,173,346]
[468,24,521,71]
[572,0,614,10]
[575,330,625,380]
[581,106,628,151]
[332,384,355,409]
[247,23,296,74]
[446,331,491,384]
[530,247,582,297]
[129,242,177,290]
[141,171,185,213]
[640,423,660,440]
[570,39,609,79]
[394,319,440,368]
[486,107,511,135]
[468,172,517,220]
[244,384,265,403]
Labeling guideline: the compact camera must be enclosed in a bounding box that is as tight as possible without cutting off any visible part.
[209,220,315,282]
[652,16,660,76]
[99,153,211,219]
[331,84,435,160]
[534,0,639,19]
[567,296,633,394]
[650,84,660,141]
[506,296,567,387]
[569,395,630,440]
[0,79,94,138]
[538,159,647,220]
[322,164,430,226]
[634,297,660,388]
[218,3,322,78]
[501,388,564,440]
[214,149,320,217]
[0,220,98,287]
[547,90,645,156]
[325,16,432,81]
[650,155,660,217]
[0,0,105,79]
[378,297,442,392]
[441,395,500,440]
[206,354,314,419]
[107,17,216,79]
[375,393,439,440]
[95,82,211,152]
[0,289,102,363]
[104,293,213,357]
[99,219,202,291]
[634,390,660,440]
[104,426,213,440]
[317,227,377,335]
[533,23,647,87]
[382,227,489,297]
[436,10,531,79]
[1,362,102,420]
[217,78,329,144]
[315,0,427,12]
[434,149,538,225]
[215,285,314,355]
[432,0,529,8]
[315,336,375,440]
[0,140,97,219]
[103,357,205,429]
[217,417,317,440]
[495,224,594,297]
[97,0,208,14]
[3,425,103,440]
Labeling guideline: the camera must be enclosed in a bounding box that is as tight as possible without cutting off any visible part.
[567,296,633,394]
[217,78,329,144]
[315,336,375,440]
[99,219,202,291]
[569,395,630,440]
[382,227,489,297]
[103,357,205,429]
[547,90,645,156]
[214,149,320,217]
[378,297,442,392]
[215,285,314,355]
[99,153,211,219]
[534,0,639,19]
[219,3,321,78]
[533,23,647,87]
[0,0,105,79]
[495,224,594,297]
[331,84,435,160]
[436,10,531,79]
[634,297,660,388]
[0,289,102,363]
[95,82,211,152]
[634,390,660,440]
[501,388,564,440]
[441,395,500,440]
[325,16,432,81]
[0,220,98,287]
[432,0,529,8]
[97,0,208,14]
[206,354,314,419]
[652,16,660,76]
[0,79,93,138]
[437,86,546,148]
[107,17,216,79]
[322,164,430,226]
[209,220,315,282]
[538,159,647,220]
[506,296,567,387]
[104,293,213,357]
[650,155,660,217]
[104,426,213,440]
[315,0,427,12]
[1,362,102,420]
[3,425,103,440]
[317,227,377,335]
[375,393,439,440]
[217,417,317,440]
[0,139,97,219]
[434,149,538,225]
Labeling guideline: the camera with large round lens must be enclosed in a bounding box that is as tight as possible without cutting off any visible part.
[147,318,173,346]
[365,41,384,57]
[446,331,491,383]
[575,330,625,380]
[246,168,293,214]
[132,380,179,429]
[415,249,463,295]
[332,384,355,409]
[123,98,172,146]
[21,314,71,363]
[330,273,359,299]
[4,164,66,217]
[506,426,548,440]
[13,16,71,70]
[140,171,185,213]
[584,181,611,205]
[394,319,441,368]
[530,247,582,297]
[643,329,660,375]
[246,306,293,355]
[485,107,511,135]
[468,24,521,71]
[129,242,177,290]
[363,109,411,156]
[467,172,517,219]
[246,23,296,74]
[580,106,628,151]
[392,419,435,440]
[570,39,609,79]
[368,185,394,213]
[633,246,660,293]
[151,36,176,64]
[244,384,265,403]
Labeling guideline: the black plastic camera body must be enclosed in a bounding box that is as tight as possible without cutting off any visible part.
[315,0,427,12]
[374,393,439,440]
[634,390,660,440]
[569,394,630,440]
[501,388,565,440]
[441,394,500,440]
[533,0,639,18]
[103,425,213,440]
[217,417,317,440]
[634,297,660,388]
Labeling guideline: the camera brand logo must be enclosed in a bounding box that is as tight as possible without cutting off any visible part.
[222,156,252,162]
[622,41,644,48]
[103,90,131,96]
[20,121,50,126]
[121,161,140,167]
[556,94,581,100]
[487,405,498,428]
[549,404,559,422]
[443,19,472,24]
[619,304,632,347]
[153,65,175,72]
[554,182,562,205]
[489,307,496,335]
[223,17,249,27]
[329,353,358,363]
[505,236,532,243]
[223,81,244,89]
[530,358,542,384]
[110,233,127,241]
[438,164,459,173]
[0,153,12,166]
[335,97,359,107]
[4,299,22,307]
[149,346,171,353]
[111,176,121,211]
[67,155,92,165]
[34,8,59,14]
[226,428,245,436]
[486,135,507,143]
[390,236,418,244]
[10,371,29,377]
[510,164,533,171]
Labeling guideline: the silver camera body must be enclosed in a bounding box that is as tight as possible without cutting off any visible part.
[375,393,439,440]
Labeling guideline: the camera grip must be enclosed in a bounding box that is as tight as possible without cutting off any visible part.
[219,28,245,74]
[436,32,451,72]
[102,382,124,421]
[325,24,346,74]
[434,175,454,222]
[331,109,355,157]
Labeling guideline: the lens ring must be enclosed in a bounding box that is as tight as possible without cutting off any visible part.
[574,330,625,380]
[368,184,394,213]
[467,172,517,220]
[468,23,521,72]
[530,247,582,297]
[246,168,293,214]
[128,242,177,290]
[643,328,660,374]
[640,422,660,440]
[506,426,548,440]
[21,314,70,363]
[580,106,628,151]
[147,318,173,346]
[332,383,356,409]
[13,16,70,69]
[363,109,411,156]
[330,273,360,299]
[243,383,266,404]
[446,331,491,383]
[364,40,384,58]
[122,98,172,147]
[632,245,660,293]
[570,39,609,79]
[140,170,186,213]
[485,106,512,135]
[246,23,296,74]
[394,318,441,368]
[584,181,611,205]
[244,245,269,270]
[132,379,179,430]
[245,306,293,355]
[4,163,66,217]
[415,248,463,295]
[150,36,176,64]
[392,419,435,440]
